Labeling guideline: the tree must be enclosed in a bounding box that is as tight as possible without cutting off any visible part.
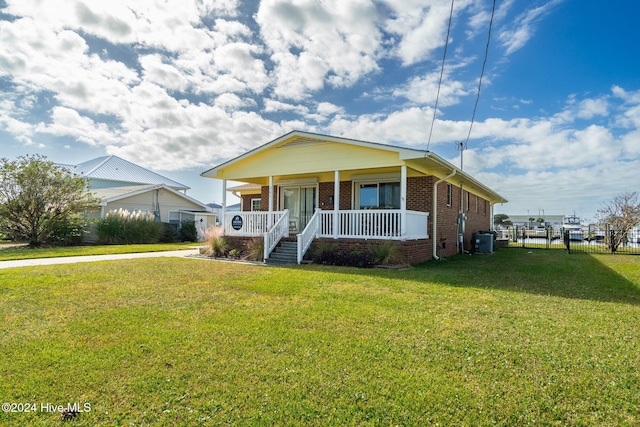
[493,213,512,228]
[0,155,99,246]
[596,191,640,253]
[537,217,545,226]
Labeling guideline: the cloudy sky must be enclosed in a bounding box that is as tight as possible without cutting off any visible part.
[1,0,638,221]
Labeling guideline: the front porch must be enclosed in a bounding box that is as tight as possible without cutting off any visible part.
[221,209,429,263]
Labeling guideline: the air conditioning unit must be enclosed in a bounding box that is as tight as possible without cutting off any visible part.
[474,233,494,254]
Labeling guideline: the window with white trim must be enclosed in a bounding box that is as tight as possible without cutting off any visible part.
[356,181,400,209]
[251,198,261,211]
[168,211,180,225]
[446,183,452,206]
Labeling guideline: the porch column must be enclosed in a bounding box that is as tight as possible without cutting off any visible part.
[401,165,407,237]
[221,179,227,233]
[333,170,340,239]
[268,176,274,228]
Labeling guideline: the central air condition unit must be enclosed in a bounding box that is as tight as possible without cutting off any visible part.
[474,233,494,254]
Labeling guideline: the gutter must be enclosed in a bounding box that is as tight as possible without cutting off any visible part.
[432,169,457,260]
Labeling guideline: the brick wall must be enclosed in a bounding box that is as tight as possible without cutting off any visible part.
[318,181,352,210]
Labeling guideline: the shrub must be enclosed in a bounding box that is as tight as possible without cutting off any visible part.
[311,241,338,259]
[45,213,86,246]
[313,249,374,268]
[244,237,264,262]
[202,226,227,257]
[178,219,198,242]
[159,223,178,243]
[369,241,406,265]
[96,209,163,244]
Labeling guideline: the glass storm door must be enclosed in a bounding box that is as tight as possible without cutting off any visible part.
[281,186,316,232]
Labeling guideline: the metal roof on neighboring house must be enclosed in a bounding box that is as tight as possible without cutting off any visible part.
[91,184,211,211]
[72,155,189,190]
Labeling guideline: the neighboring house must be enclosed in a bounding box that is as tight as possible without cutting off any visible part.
[72,155,190,192]
[201,130,507,264]
[66,155,215,240]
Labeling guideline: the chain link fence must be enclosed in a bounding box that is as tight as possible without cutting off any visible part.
[498,226,640,255]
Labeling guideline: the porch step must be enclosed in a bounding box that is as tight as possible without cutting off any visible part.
[266,241,297,265]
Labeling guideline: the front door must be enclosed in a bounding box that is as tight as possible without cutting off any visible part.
[281,186,316,233]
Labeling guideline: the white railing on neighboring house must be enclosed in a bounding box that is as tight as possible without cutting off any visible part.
[297,209,321,263]
[223,211,284,236]
[264,210,289,260]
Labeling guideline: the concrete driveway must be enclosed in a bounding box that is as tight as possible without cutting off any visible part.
[0,249,200,269]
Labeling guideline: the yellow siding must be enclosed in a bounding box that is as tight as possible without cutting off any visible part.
[216,142,403,181]
[105,190,203,222]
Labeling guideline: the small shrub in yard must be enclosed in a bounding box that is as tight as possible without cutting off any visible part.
[370,241,406,265]
[202,226,227,257]
[96,209,163,244]
[313,249,374,268]
[311,241,338,259]
[244,237,264,262]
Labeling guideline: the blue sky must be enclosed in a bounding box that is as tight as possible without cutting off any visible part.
[1,0,639,222]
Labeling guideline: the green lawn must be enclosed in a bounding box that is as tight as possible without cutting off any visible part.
[0,243,196,261]
[1,249,639,426]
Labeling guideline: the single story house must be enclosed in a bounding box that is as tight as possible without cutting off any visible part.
[201,131,507,264]
[67,155,215,240]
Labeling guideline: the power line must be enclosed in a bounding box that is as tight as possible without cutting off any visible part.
[464,0,496,145]
[426,0,455,152]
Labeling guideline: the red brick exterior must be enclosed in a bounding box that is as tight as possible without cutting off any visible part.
[247,176,492,263]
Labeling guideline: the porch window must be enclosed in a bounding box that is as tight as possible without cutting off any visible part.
[251,198,261,211]
[357,182,400,209]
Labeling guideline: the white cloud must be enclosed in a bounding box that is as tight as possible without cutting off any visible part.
[382,0,474,65]
[256,0,382,100]
[498,0,562,55]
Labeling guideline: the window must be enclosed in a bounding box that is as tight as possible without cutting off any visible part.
[357,181,400,209]
[475,195,479,213]
[446,183,452,206]
[465,191,470,212]
[251,198,261,211]
[168,211,180,225]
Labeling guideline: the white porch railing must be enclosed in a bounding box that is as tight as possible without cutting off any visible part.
[264,210,289,260]
[297,209,321,263]
[318,209,429,240]
[223,211,285,236]
[405,211,430,239]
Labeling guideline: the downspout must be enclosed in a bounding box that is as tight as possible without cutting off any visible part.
[432,169,457,260]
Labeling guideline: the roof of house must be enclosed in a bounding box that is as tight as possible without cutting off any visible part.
[90,184,210,211]
[73,155,189,190]
[202,130,507,205]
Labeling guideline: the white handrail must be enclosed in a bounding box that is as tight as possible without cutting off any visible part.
[297,209,321,264]
[264,209,289,260]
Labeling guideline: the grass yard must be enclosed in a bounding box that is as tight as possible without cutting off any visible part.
[1,248,639,426]
[0,243,196,262]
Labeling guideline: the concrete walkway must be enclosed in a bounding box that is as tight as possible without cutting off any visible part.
[0,249,200,269]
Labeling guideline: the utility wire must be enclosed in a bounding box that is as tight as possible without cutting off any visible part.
[426,0,455,152]
[464,0,496,145]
